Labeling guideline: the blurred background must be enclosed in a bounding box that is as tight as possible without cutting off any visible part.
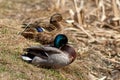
[0,0,120,80]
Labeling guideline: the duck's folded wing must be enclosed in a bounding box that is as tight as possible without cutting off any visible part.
[24,46,63,56]
[24,46,49,59]
[38,46,63,54]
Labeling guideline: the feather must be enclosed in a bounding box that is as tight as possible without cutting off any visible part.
[21,13,63,45]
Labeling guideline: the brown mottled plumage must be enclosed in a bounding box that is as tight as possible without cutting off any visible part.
[21,30,61,44]
[22,13,63,32]
[21,13,63,44]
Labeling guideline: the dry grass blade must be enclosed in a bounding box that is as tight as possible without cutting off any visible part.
[54,0,66,11]
[19,23,31,35]
[55,0,60,10]
[116,0,120,8]
[111,0,120,26]
[72,22,96,41]
[0,0,120,80]
[73,0,84,25]
[69,9,75,19]
[61,0,65,9]
[112,0,120,20]
[99,0,106,21]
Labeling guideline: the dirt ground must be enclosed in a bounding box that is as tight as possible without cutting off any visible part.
[0,0,120,80]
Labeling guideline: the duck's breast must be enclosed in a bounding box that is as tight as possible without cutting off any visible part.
[48,53,70,66]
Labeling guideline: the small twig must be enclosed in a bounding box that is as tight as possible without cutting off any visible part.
[97,51,120,64]
[19,23,31,35]
[63,27,79,31]
[18,18,41,35]
[97,21,120,32]
[72,22,96,41]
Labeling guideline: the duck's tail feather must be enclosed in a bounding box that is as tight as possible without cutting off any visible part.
[21,53,35,63]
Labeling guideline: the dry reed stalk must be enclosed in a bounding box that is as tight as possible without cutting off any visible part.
[73,0,84,25]
[71,0,96,41]
[55,0,60,10]
[95,0,99,6]
[54,0,66,11]
[98,0,106,21]
[95,0,100,19]
[96,0,106,21]
[72,22,96,41]
[112,0,120,26]
[116,0,120,9]
[112,0,120,19]
[69,9,75,20]
[61,0,65,10]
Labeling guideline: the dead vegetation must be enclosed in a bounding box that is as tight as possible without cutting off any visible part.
[0,0,120,80]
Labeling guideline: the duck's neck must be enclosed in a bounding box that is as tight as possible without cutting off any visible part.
[51,21,62,30]
[60,45,76,63]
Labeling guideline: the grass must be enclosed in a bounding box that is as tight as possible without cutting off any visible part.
[0,0,120,80]
[0,1,85,79]
[0,29,85,80]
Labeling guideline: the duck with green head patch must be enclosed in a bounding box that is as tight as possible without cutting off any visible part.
[21,34,76,69]
[54,34,68,48]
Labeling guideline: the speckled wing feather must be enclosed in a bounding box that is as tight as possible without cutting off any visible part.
[21,30,61,45]
[21,13,63,44]
[34,31,61,45]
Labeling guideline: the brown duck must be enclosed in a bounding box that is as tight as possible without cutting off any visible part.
[21,13,63,45]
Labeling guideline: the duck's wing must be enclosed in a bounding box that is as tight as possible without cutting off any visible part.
[39,46,63,54]
[24,46,63,58]
[24,46,48,59]
[39,22,56,32]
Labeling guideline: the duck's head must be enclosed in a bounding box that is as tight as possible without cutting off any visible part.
[54,34,76,63]
[50,13,63,24]
[54,34,68,48]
